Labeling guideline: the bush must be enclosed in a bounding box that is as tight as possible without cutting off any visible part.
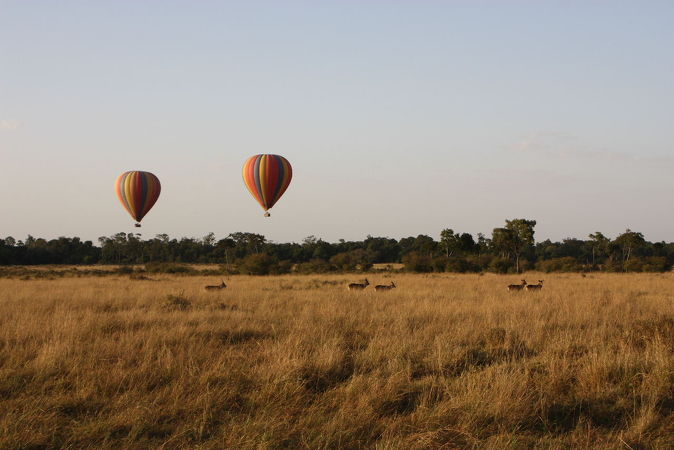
[145,262,195,274]
[536,257,581,273]
[623,258,643,272]
[402,252,433,273]
[295,259,334,274]
[601,258,623,272]
[329,250,375,271]
[488,257,514,274]
[444,257,482,273]
[329,252,356,271]
[274,260,293,274]
[642,257,671,272]
[431,257,446,272]
[238,253,277,275]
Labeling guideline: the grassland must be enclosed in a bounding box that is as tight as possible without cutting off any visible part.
[1,272,673,449]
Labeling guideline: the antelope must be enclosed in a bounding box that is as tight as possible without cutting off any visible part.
[375,281,396,291]
[347,279,370,290]
[205,280,227,291]
[526,280,544,291]
[507,280,527,292]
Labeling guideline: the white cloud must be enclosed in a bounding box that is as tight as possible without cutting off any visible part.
[0,120,21,131]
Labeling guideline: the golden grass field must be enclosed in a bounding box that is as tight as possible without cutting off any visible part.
[1,272,673,449]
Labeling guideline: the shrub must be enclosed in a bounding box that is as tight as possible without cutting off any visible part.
[487,257,514,274]
[274,260,293,275]
[238,253,277,275]
[402,252,433,273]
[536,257,581,273]
[329,250,375,271]
[295,259,334,274]
[145,262,195,274]
[635,257,670,272]
[444,257,482,273]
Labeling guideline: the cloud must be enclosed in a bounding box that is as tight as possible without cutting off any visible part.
[0,119,21,131]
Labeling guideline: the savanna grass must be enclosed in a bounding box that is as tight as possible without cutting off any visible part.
[1,273,673,449]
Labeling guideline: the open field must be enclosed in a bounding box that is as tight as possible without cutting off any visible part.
[1,273,673,449]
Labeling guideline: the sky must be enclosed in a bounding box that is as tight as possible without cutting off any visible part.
[2,1,674,244]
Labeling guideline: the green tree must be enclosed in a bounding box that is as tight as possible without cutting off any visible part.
[400,235,437,258]
[202,232,216,247]
[440,229,458,258]
[614,229,646,266]
[228,232,266,256]
[476,233,489,257]
[588,231,610,266]
[440,229,476,258]
[492,219,536,273]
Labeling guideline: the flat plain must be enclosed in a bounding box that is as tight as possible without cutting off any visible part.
[1,272,673,449]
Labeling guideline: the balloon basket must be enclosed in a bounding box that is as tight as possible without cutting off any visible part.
[264,212,271,217]
[135,223,142,228]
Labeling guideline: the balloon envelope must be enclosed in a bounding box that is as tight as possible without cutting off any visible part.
[242,154,292,214]
[115,171,161,223]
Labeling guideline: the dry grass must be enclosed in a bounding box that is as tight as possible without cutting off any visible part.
[1,273,673,449]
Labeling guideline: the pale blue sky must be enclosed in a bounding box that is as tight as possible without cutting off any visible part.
[2,1,673,244]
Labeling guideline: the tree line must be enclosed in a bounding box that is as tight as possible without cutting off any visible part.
[1,219,673,273]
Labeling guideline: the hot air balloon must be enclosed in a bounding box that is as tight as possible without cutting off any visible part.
[242,154,292,217]
[115,171,161,227]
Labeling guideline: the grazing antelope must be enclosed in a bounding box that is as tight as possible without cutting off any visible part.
[375,281,396,291]
[347,279,370,290]
[507,280,527,292]
[526,280,544,291]
[204,280,227,291]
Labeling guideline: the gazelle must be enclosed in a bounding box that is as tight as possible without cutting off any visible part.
[526,280,544,291]
[347,279,370,290]
[374,281,396,291]
[507,280,527,292]
[205,280,227,291]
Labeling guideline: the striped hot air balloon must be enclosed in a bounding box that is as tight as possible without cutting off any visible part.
[115,171,161,227]
[242,154,292,217]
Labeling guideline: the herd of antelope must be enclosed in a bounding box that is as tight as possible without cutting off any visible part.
[202,278,543,293]
[347,279,396,291]
[507,279,544,292]
[202,278,398,292]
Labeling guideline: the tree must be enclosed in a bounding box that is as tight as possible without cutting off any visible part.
[614,229,646,266]
[476,233,489,257]
[588,232,610,266]
[457,233,476,255]
[301,235,335,260]
[364,236,400,262]
[440,229,476,258]
[215,238,236,266]
[492,219,536,273]
[228,232,266,256]
[440,229,458,258]
[202,232,216,247]
[400,235,437,258]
